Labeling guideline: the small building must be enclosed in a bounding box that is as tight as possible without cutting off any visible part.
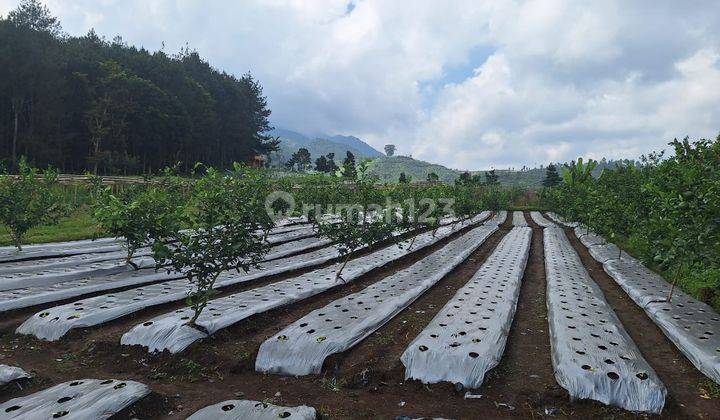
[251,154,267,168]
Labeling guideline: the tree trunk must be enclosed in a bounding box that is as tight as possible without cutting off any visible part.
[12,107,19,171]
[666,264,683,302]
[335,253,351,282]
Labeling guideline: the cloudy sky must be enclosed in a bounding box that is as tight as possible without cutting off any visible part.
[2,0,719,170]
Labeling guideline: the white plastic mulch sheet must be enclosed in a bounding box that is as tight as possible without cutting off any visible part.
[546,212,580,228]
[0,237,124,263]
[576,240,720,385]
[511,211,528,227]
[0,254,156,293]
[255,223,500,376]
[264,225,316,245]
[15,241,346,341]
[120,212,495,354]
[0,247,152,276]
[0,220,310,265]
[0,235,329,314]
[0,379,149,419]
[572,228,627,263]
[544,227,666,413]
[0,364,31,386]
[401,227,532,388]
[187,400,316,420]
[529,211,555,228]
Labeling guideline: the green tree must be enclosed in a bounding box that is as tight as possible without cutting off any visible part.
[384,144,396,157]
[0,157,66,250]
[341,151,357,179]
[317,175,398,280]
[92,169,188,266]
[153,164,273,326]
[426,172,439,183]
[399,172,409,183]
[543,164,561,187]
[455,171,472,186]
[485,169,499,185]
[8,0,61,35]
[314,155,329,172]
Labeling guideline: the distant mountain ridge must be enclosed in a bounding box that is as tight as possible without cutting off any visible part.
[268,128,383,166]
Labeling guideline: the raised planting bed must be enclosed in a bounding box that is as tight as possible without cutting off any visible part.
[0,379,149,419]
[401,226,532,388]
[544,227,666,413]
[530,211,555,228]
[512,211,528,227]
[255,222,500,376]
[572,228,720,385]
[120,213,498,354]
[187,399,316,420]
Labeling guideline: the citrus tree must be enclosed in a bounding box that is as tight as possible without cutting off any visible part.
[153,164,274,327]
[92,169,189,267]
[0,157,67,250]
[317,168,399,281]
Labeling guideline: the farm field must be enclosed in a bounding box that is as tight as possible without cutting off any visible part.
[0,212,718,419]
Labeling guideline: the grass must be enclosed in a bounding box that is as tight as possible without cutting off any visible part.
[0,207,100,247]
[605,233,720,313]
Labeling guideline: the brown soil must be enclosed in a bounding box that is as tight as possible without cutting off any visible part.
[1,211,719,419]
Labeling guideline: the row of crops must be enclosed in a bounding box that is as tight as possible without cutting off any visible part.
[1,160,520,332]
[1,211,718,416]
[543,137,720,313]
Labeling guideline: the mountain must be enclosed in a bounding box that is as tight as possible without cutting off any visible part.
[268,129,383,166]
[325,135,384,158]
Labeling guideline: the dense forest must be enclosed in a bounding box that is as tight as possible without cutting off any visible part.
[0,0,276,175]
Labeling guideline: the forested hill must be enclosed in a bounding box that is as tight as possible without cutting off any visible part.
[269,128,382,166]
[0,1,275,175]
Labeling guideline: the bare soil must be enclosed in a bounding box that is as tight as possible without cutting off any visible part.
[1,212,718,419]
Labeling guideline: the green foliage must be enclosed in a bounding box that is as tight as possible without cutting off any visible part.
[560,157,599,186]
[314,153,339,173]
[153,164,274,326]
[542,164,561,187]
[317,174,399,280]
[91,169,189,265]
[426,172,439,183]
[0,157,67,250]
[384,144,396,157]
[340,152,357,179]
[0,5,273,175]
[285,148,312,171]
[485,169,499,185]
[545,136,720,309]
[398,172,409,183]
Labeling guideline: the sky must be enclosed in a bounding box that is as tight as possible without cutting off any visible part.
[2,0,720,170]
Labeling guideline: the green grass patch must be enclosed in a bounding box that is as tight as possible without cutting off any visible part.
[0,207,100,246]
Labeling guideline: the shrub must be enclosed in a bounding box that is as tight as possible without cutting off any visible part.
[0,157,66,250]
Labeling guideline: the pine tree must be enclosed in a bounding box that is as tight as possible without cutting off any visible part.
[543,164,562,187]
[342,151,357,179]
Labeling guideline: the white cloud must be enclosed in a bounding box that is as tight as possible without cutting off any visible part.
[2,0,719,169]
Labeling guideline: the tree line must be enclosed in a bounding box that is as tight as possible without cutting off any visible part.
[0,0,276,175]
[543,136,720,310]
